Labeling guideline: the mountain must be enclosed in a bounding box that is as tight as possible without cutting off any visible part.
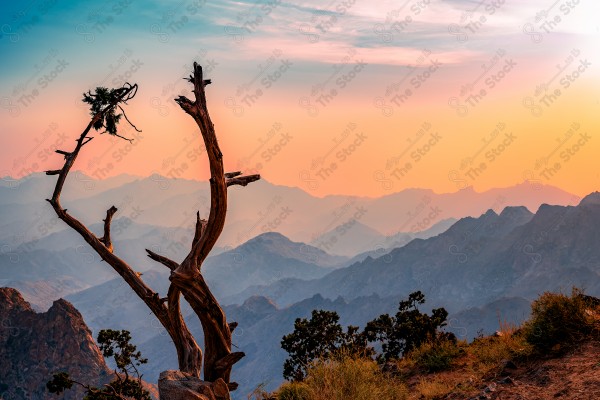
[0,173,579,252]
[0,287,111,400]
[226,197,600,310]
[203,232,345,298]
[449,296,532,338]
[1,215,236,310]
[0,247,118,310]
[65,269,172,345]
[310,220,385,256]
[0,172,138,206]
[17,190,598,398]
[341,217,458,266]
[64,232,346,349]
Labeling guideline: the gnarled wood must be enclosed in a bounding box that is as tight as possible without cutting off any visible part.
[46,65,259,394]
[100,206,117,252]
[169,62,260,383]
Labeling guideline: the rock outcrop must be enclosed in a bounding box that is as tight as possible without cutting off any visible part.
[158,370,230,400]
[0,287,111,399]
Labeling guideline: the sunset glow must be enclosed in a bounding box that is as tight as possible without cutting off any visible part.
[1,0,598,198]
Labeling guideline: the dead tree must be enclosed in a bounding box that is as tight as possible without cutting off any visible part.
[45,63,259,392]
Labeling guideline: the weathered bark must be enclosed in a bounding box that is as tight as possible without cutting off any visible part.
[168,63,259,384]
[46,64,259,394]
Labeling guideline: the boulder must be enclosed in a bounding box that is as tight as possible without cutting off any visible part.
[158,370,231,400]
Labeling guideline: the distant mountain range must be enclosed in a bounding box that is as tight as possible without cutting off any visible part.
[2,172,579,309]
[60,192,600,397]
[229,193,600,312]
[1,172,580,251]
[0,172,596,398]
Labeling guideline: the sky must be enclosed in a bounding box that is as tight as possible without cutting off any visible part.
[1,0,599,198]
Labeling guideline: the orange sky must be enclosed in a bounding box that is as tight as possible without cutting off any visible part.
[1,1,599,198]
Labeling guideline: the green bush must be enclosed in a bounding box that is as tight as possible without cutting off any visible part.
[281,310,372,381]
[277,382,312,400]
[363,291,449,362]
[523,288,595,352]
[408,338,464,373]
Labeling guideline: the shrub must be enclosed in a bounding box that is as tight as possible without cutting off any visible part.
[281,310,372,381]
[277,382,312,400]
[277,355,408,400]
[408,337,464,373]
[363,291,448,362]
[523,288,595,352]
[47,329,150,399]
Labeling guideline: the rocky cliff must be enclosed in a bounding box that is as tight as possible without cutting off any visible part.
[0,287,111,399]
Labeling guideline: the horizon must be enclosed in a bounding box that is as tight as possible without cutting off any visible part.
[1,168,591,250]
[2,169,594,201]
[1,1,598,199]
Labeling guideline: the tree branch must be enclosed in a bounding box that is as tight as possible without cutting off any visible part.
[145,249,179,271]
[48,66,257,395]
[108,132,134,142]
[55,149,72,158]
[46,81,203,378]
[167,284,202,377]
[118,104,142,132]
[100,206,117,252]
[214,352,245,373]
[169,62,256,385]
[226,174,261,187]
[224,171,242,178]
[191,211,208,246]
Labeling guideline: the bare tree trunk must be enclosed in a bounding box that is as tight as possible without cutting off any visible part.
[46,64,259,395]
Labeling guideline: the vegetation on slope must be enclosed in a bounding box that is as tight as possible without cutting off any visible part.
[260,288,600,400]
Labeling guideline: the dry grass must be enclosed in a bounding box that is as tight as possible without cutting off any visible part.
[276,355,408,400]
[394,320,532,399]
[274,327,533,400]
[469,330,532,373]
[414,377,455,399]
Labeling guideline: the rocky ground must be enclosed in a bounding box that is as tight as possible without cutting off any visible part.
[462,340,600,400]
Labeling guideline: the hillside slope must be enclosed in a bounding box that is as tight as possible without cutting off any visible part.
[464,340,600,400]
